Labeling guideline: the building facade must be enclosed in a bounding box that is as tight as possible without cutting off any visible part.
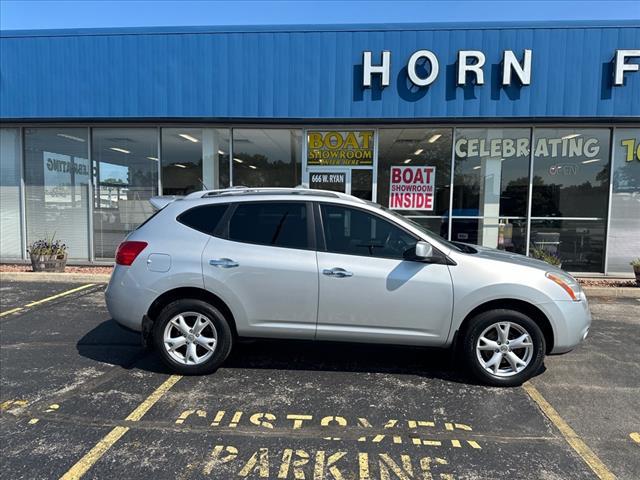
[1,22,639,275]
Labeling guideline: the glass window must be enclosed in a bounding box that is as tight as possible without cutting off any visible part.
[228,202,308,249]
[606,128,640,274]
[531,128,611,218]
[1,128,22,258]
[530,128,611,272]
[452,128,531,253]
[351,169,373,200]
[232,129,302,187]
[453,128,530,217]
[92,128,159,259]
[178,204,229,236]
[320,204,416,259]
[24,128,90,260]
[451,218,527,251]
[161,128,230,195]
[530,219,605,272]
[377,128,452,216]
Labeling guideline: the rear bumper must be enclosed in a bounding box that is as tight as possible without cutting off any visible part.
[105,266,156,332]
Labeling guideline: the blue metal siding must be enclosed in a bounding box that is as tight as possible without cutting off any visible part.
[1,23,639,120]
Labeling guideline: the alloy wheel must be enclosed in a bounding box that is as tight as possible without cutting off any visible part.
[475,321,534,377]
[163,311,218,365]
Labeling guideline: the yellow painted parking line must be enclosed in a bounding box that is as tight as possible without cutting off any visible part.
[523,383,616,480]
[631,432,640,445]
[59,375,181,480]
[0,307,23,317]
[24,283,96,307]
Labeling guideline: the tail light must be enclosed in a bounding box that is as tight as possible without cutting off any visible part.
[115,241,148,266]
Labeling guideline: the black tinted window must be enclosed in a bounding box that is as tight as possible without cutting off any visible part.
[178,204,228,235]
[321,204,416,259]
[229,202,309,249]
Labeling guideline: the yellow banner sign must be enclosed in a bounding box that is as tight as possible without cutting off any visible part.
[307,130,374,166]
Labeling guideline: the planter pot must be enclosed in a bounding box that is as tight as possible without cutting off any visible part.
[634,266,640,286]
[30,252,67,273]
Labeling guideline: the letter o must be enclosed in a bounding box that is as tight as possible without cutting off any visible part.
[407,50,439,87]
[324,132,343,150]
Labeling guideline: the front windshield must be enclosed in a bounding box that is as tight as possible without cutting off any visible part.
[370,203,464,252]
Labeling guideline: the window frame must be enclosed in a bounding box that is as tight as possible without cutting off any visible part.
[314,201,433,261]
[220,200,316,251]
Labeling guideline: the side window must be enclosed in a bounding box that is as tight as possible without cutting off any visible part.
[229,202,309,249]
[177,204,228,235]
[320,204,417,259]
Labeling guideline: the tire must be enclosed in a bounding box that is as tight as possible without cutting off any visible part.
[461,309,545,387]
[153,299,233,375]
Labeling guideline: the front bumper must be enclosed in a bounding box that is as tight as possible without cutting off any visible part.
[541,295,592,354]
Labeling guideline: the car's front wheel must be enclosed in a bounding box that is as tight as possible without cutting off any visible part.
[153,299,233,375]
[462,309,545,387]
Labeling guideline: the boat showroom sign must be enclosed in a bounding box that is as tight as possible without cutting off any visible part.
[362,49,640,88]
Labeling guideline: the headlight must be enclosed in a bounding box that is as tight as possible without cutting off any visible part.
[545,271,582,301]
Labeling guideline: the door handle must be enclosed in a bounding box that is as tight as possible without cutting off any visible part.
[322,267,353,278]
[209,258,239,268]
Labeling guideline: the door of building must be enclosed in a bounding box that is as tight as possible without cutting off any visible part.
[303,129,377,201]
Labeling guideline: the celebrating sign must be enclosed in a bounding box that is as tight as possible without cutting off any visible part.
[389,166,436,211]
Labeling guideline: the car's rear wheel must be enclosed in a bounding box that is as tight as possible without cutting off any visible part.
[462,309,545,387]
[153,299,233,375]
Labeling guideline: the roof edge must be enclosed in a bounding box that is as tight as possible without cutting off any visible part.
[2,19,640,38]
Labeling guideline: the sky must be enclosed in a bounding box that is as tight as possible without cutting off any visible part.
[1,0,639,31]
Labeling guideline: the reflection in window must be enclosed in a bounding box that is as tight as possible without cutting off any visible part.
[92,128,159,259]
[232,129,302,187]
[24,128,90,260]
[530,129,611,272]
[452,128,531,253]
[161,128,230,195]
[531,129,610,218]
[1,128,22,258]
[377,128,451,240]
[530,219,605,272]
[606,128,640,274]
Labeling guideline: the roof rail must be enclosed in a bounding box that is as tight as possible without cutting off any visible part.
[199,187,345,199]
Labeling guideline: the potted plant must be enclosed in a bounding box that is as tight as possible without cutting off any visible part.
[631,258,640,286]
[28,234,68,273]
[530,247,562,269]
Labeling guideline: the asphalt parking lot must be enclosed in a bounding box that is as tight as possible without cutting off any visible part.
[1,280,638,480]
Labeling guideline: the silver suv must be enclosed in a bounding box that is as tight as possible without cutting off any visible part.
[105,188,591,386]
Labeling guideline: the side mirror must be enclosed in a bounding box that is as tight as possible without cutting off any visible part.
[415,241,434,259]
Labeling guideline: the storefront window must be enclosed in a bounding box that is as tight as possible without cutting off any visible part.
[530,219,606,272]
[232,129,302,187]
[452,128,531,253]
[161,128,230,195]
[1,128,23,258]
[377,128,452,240]
[606,128,640,274]
[24,128,90,260]
[530,128,611,272]
[92,128,159,259]
[531,128,610,218]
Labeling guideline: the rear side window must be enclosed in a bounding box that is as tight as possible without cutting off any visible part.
[178,204,228,235]
[228,202,309,249]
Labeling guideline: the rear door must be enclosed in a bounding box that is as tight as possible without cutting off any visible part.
[201,201,318,339]
[315,203,453,346]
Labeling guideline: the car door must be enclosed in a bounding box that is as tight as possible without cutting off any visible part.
[201,200,318,339]
[315,203,453,346]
